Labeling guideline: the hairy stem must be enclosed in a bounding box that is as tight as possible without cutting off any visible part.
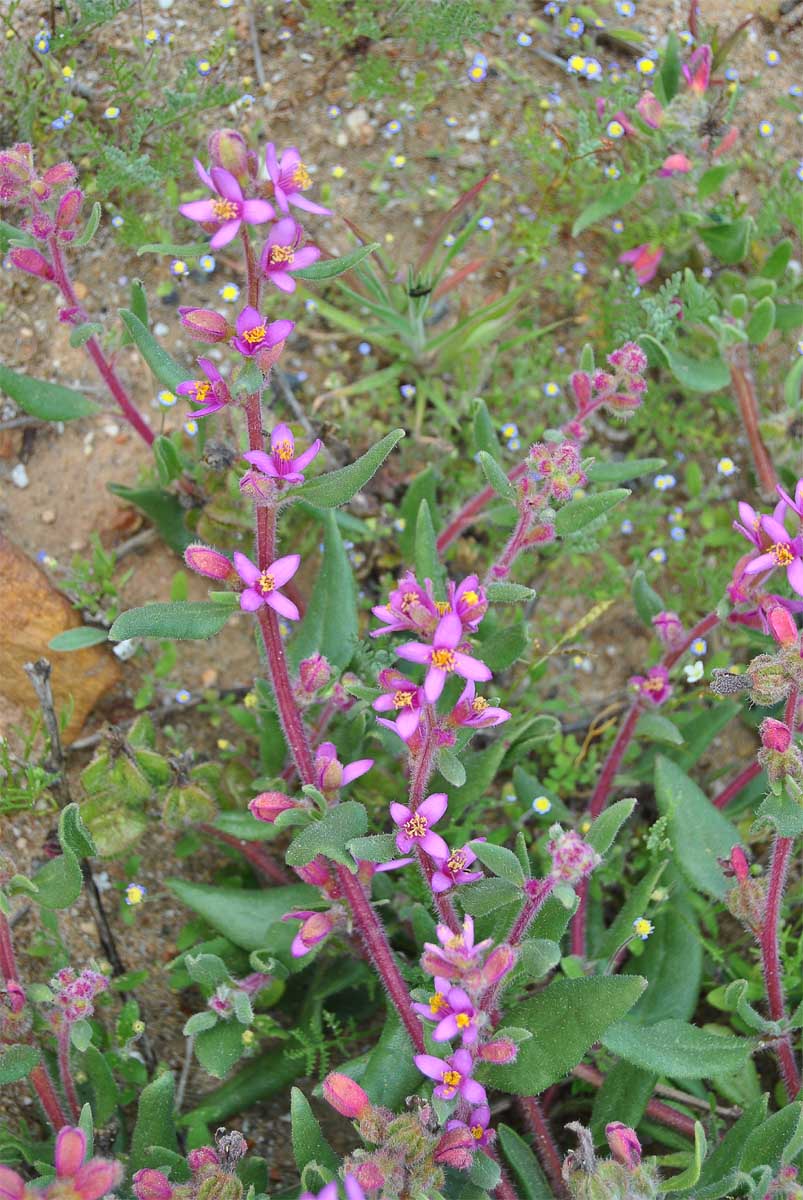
[30,1064,70,1131]
[572,1064,697,1137]
[48,239,154,446]
[518,1095,569,1198]
[202,824,291,884]
[57,1027,81,1121]
[727,343,778,497]
[761,832,800,1099]
[713,760,761,809]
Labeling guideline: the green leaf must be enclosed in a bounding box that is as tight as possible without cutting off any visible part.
[437,747,466,788]
[498,1125,552,1199]
[195,1022,244,1078]
[290,510,357,671]
[48,626,109,651]
[469,1151,501,1190]
[746,297,776,344]
[70,1019,93,1051]
[754,789,803,838]
[764,238,793,278]
[0,220,36,254]
[119,309,185,391]
[109,602,234,642]
[31,804,94,910]
[183,1012,218,1037]
[74,202,101,247]
[697,164,737,201]
[153,435,182,486]
[399,467,438,560]
[483,975,646,1094]
[637,712,684,745]
[294,242,380,280]
[684,1095,767,1198]
[776,302,803,334]
[347,834,398,864]
[624,897,703,1023]
[286,801,368,870]
[472,397,502,461]
[601,1018,753,1078]
[0,363,100,422]
[740,1101,802,1174]
[512,938,561,983]
[654,756,742,898]
[415,498,446,590]
[590,1061,656,1143]
[168,879,322,954]
[659,31,681,103]
[107,483,190,555]
[586,797,636,855]
[572,180,642,237]
[555,489,630,536]
[0,1044,41,1084]
[665,346,730,393]
[477,450,516,504]
[662,1122,706,1192]
[130,1071,178,1171]
[486,582,536,604]
[361,1011,421,1107]
[586,457,665,485]
[700,218,752,265]
[461,877,522,917]
[84,1044,118,1124]
[69,322,103,348]
[137,239,212,257]
[293,429,404,508]
[632,569,665,625]
[471,842,526,885]
[291,1088,339,1174]
[783,357,803,409]
[185,953,231,989]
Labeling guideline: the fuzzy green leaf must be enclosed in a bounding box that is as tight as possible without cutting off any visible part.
[498,1125,552,1199]
[602,1018,754,1078]
[294,242,380,280]
[291,1088,340,1174]
[168,879,323,953]
[48,626,110,651]
[586,797,637,855]
[0,363,100,421]
[486,582,536,604]
[654,756,742,898]
[471,842,526,885]
[477,450,516,503]
[572,180,642,237]
[286,801,368,870]
[130,1071,178,1171]
[555,489,630,536]
[119,309,185,391]
[109,602,234,642]
[0,1044,41,1084]
[586,457,665,485]
[292,429,404,508]
[195,1022,244,1078]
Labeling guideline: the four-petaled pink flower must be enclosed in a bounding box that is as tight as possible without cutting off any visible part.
[629,665,671,706]
[743,515,803,596]
[371,571,440,638]
[397,613,492,703]
[422,915,492,979]
[260,218,321,292]
[233,551,301,619]
[390,792,449,858]
[415,1047,487,1104]
[243,422,321,485]
[618,243,664,285]
[431,843,484,894]
[373,669,424,741]
[658,153,693,177]
[413,978,479,1045]
[176,357,231,417]
[179,162,274,249]
[450,680,510,729]
[232,306,295,358]
[314,741,373,793]
[266,144,332,216]
[446,1105,494,1149]
[3,1126,125,1200]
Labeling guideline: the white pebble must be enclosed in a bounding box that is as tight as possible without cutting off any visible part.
[11,463,29,488]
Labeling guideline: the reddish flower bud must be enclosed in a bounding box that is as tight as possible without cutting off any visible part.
[767,605,798,647]
[56,188,83,230]
[352,1161,385,1192]
[9,247,53,280]
[133,1170,173,1200]
[477,1038,517,1064]
[760,718,792,754]
[570,370,592,410]
[188,1148,219,1173]
[249,792,297,824]
[605,1122,641,1170]
[178,307,231,344]
[478,945,517,987]
[298,654,331,696]
[730,845,750,882]
[637,90,664,128]
[184,543,237,582]
[5,979,25,1013]
[73,1159,123,1199]
[296,857,331,888]
[323,1072,371,1119]
[208,129,251,184]
[652,610,684,647]
[42,161,78,187]
[434,1127,475,1170]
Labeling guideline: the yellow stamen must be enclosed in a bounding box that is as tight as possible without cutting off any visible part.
[462,590,479,606]
[442,1069,461,1088]
[243,325,266,344]
[429,991,447,1014]
[212,198,239,221]
[274,439,294,461]
[292,163,312,190]
[431,648,456,672]
[456,1013,471,1029]
[194,381,210,402]
[470,1124,484,1140]
[472,696,489,712]
[404,814,428,838]
[447,852,466,873]
[434,600,451,615]
[400,591,419,612]
[269,244,295,264]
[772,542,794,567]
[394,690,414,709]
[257,571,275,595]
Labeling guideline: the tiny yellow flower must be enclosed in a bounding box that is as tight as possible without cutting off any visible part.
[217,738,231,750]
[244,691,258,709]
[62,65,74,80]
[125,883,146,906]
[532,796,552,814]
[132,1020,145,1035]
[242,1029,255,1045]
[580,819,591,834]
[633,917,654,940]
[331,165,346,179]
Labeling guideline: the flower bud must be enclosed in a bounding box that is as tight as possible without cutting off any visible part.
[73,1160,123,1198]
[133,1170,173,1200]
[767,605,798,647]
[570,371,592,410]
[248,792,298,824]
[254,341,288,373]
[637,90,664,128]
[207,130,250,183]
[745,654,790,706]
[605,1123,641,1170]
[477,1038,517,1064]
[184,544,237,582]
[296,856,332,888]
[729,845,750,882]
[56,188,83,230]
[323,1072,371,1119]
[434,1127,475,1170]
[196,1176,242,1200]
[298,654,331,696]
[547,826,601,885]
[652,610,683,647]
[178,307,232,343]
[761,718,792,754]
[351,1160,386,1193]
[188,1148,219,1174]
[5,979,25,1014]
[478,944,517,987]
[42,161,78,187]
[9,247,53,280]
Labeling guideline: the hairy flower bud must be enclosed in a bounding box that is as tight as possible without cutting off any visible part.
[298,654,331,696]
[9,247,54,280]
[745,654,791,706]
[434,1126,475,1170]
[767,605,799,647]
[570,371,592,410]
[323,1072,371,1119]
[208,129,251,183]
[761,718,793,754]
[652,610,683,647]
[188,1148,219,1174]
[56,187,83,230]
[133,1170,173,1200]
[547,826,600,885]
[178,307,232,343]
[758,719,803,786]
[477,1038,517,1064]
[248,792,298,824]
[605,1123,641,1170]
[184,544,237,582]
[42,161,77,187]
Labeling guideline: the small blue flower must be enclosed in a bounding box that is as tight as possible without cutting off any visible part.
[653,474,677,491]
[758,120,774,138]
[468,62,487,82]
[170,259,189,277]
[158,390,177,408]
[445,115,459,127]
[183,419,199,437]
[326,104,341,118]
[144,28,159,44]
[103,105,121,120]
[725,67,739,81]
[765,49,780,66]
[566,16,584,37]
[478,216,494,230]
[358,341,372,356]
[572,260,587,277]
[615,0,635,15]
[111,214,125,228]
[34,31,51,53]
[789,84,802,98]
[584,57,602,80]
[611,218,624,233]
[196,59,212,76]
[175,688,192,704]
[670,526,686,542]
[501,422,519,438]
[219,282,240,303]
[649,547,667,563]
[690,638,707,656]
[717,456,737,476]
[517,32,533,47]
[385,119,402,134]
[543,381,560,397]
[400,383,417,399]
[199,254,216,274]
[544,1,560,14]
[636,56,656,76]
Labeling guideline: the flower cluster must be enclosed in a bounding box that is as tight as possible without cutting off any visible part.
[568,341,649,440]
[0,1127,121,1200]
[48,965,108,1027]
[0,144,84,261]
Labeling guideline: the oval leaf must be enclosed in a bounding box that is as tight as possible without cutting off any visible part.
[109,602,234,642]
[654,756,742,898]
[294,242,380,280]
[49,626,110,652]
[555,489,630,536]
[119,309,185,391]
[0,363,100,421]
[602,1018,753,1078]
[293,429,404,508]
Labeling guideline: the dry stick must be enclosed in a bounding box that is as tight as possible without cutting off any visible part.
[244,0,266,88]
[518,1096,569,1198]
[23,659,157,1071]
[572,1064,697,1138]
[726,343,778,497]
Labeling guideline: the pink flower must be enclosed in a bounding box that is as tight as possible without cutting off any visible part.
[449,680,510,729]
[658,153,693,177]
[178,307,231,343]
[179,162,274,249]
[371,571,440,638]
[390,792,450,858]
[629,665,671,706]
[260,218,321,292]
[176,357,232,417]
[606,1123,642,1169]
[422,915,492,979]
[652,610,683,647]
[249,792,299,823]
[446,1105,494,1150]
[415,1048,486,1104]
[430,843,483,894]
[682,44,711,96]
[314,741,373,792]
[9,247,53,280]
[449,575,488,630]
[50,1127,122,1200]
[285,909,336,958]
[767,604,799,647]
[743,515,803,596]
[232,306,294,358]
[760,718,792,754]
[618,243,663,285]
[233,550,301,619]
[397,613,492,703]
[777,478,803,520]
[547,826,600,885]
[372,669,424,741]
[637,90,664,128]
[243,422,321,485]
[265,144,332,216]
[133,1170,173,1200]
[0,1167,24,1200]
[413,979,479,1044]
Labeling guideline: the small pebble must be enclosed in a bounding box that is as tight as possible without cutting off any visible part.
[11,463,29,488]
[113,639,137,661]
[41,509,56,524]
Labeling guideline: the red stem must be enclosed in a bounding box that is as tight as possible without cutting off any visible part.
[437,464,528,555]
[727,342,778,497]
[30,1064,70,1130]
[572,1063,697,1137]
[713,760,761,809]
[201,824,291,884]
[57,1027,81,1121]
[518,1096,569,1198]
[48,239,154,446]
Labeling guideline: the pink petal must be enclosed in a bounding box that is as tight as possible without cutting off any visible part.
[415,1054,448,1082]
[0,1168,24,1200]
[237,306,263,336]
[743,552,777,575]
[268,271,296,293]
[268,553,301,587]
[419,793,448,824]
[453,651,492,682]
[424,666,447,703]
[265,142,279,180]
[293,440,321,472]
[462,1079,487,1105]
[281,147,301,171]
[264,318,295,346]
[788,556,803,596]
[341,758,373,785]
[193,158,214,189]
[210,219,242,249]
[396,641,431,664]
[420,830,450,858]
[242,198,274,224]
[390,802,412,825]
[396,707,420,739]
[240,588,263,612]
[55,1128,87,1177]
[434,1015,459,1041]
[292,246,321,269]
[243,450,274,473]
[74,1161,123,1200]
[197,356,222,383]
[435,612,463,649]
[372,694,396,713]
[271,422,294,452]
[431,871,451,893]
[266,590,300,621]
[270,216,299,245]
[273,185,290,214]
[290,194,332,216]
[762,515,790,544]
[210,166,243,202]
[233,551,260,585]
[179,199,216,221]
